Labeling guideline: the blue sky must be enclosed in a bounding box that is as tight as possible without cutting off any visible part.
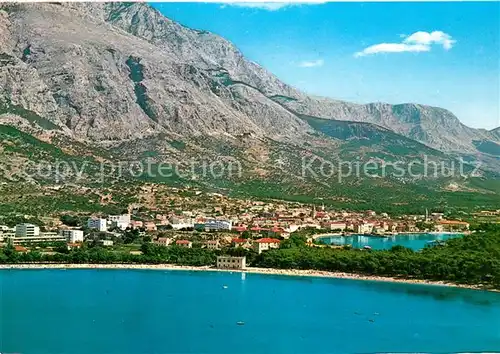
[152,2,499,129]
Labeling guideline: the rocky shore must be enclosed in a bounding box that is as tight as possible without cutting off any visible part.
[0,263,491,291]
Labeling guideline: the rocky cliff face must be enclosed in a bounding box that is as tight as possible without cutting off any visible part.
[0,2,498,161]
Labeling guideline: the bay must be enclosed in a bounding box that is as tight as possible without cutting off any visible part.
[1,269,499,353]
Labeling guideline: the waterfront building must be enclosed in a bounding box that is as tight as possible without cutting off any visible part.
[15,223,40,237]
[438,220,470,231]
[323,222,347,231]
[216,256,246,269]
[11,233,66,245]
[87,218,107,232]
[59,229,84,243]
[354,222,374,234]
[253,238,281,254]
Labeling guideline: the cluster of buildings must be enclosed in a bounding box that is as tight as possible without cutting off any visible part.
[1,191,475,254]
[0,223,84,245]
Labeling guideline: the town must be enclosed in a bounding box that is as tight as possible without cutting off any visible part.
[1,186,487,268]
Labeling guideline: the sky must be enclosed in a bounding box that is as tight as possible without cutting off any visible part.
[152,2,500,130]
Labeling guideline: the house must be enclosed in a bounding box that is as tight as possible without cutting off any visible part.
[144,222,157,232]
[232,225,248,232]
[154,237,172,247]
[14,245,28,253]
[253,238,281,254]
[217,256,246,269]
[59,229,84,243]
[99,240,113,247]
[232,238,250,248]
[205,240,220,250]
[175,240,192,248]
[131,220,144,229]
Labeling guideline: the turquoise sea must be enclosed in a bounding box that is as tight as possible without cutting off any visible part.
[318,232,463,250]
[1,269,500,354]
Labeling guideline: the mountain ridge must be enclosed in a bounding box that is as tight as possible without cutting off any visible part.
[0,2,499,176]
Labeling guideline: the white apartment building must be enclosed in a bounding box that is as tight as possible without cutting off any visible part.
[15,223,40,237]
[108,214,131,230]
[216,256,246,269]
[169,217,194,230]
[59,229,84,243]
[11,232,66,245]
[204,219,232,231]
[87,218,107,232]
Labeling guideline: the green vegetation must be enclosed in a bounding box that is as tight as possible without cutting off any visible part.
[125,56,157,122]
[252,224,500,289]
[473,140,500,156]
[2,225,499,289]
[0,100,60,130]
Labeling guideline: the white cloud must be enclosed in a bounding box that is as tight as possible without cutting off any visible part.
[355,43,430,57]
[404,31,456,50]
[222,1,325,11]
[354,31,456,57]
[298,59,324,67]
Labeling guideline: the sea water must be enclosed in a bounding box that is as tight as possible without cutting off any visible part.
[318,232,463,250]
[1,269,499,353]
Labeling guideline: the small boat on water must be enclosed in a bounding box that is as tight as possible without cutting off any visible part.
[236,321,245,326]
[363,245,372,250]
[223,285,228,289]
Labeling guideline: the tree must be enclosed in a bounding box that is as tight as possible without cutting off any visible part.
[60,215,80,227]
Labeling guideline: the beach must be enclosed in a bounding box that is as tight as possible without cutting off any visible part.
[0,263,492,291]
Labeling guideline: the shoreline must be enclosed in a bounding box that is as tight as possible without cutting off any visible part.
[0,263,494,292]
[313,231,467,239]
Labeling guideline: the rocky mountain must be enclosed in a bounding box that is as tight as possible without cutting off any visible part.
[490,127,500,141]
[0,2,499,211]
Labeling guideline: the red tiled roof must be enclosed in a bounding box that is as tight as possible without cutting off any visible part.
[176,240,191,244]
[232,238,247,243]
[15,246,28,252]
[233,226,248,232]
[255,238,281,244]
